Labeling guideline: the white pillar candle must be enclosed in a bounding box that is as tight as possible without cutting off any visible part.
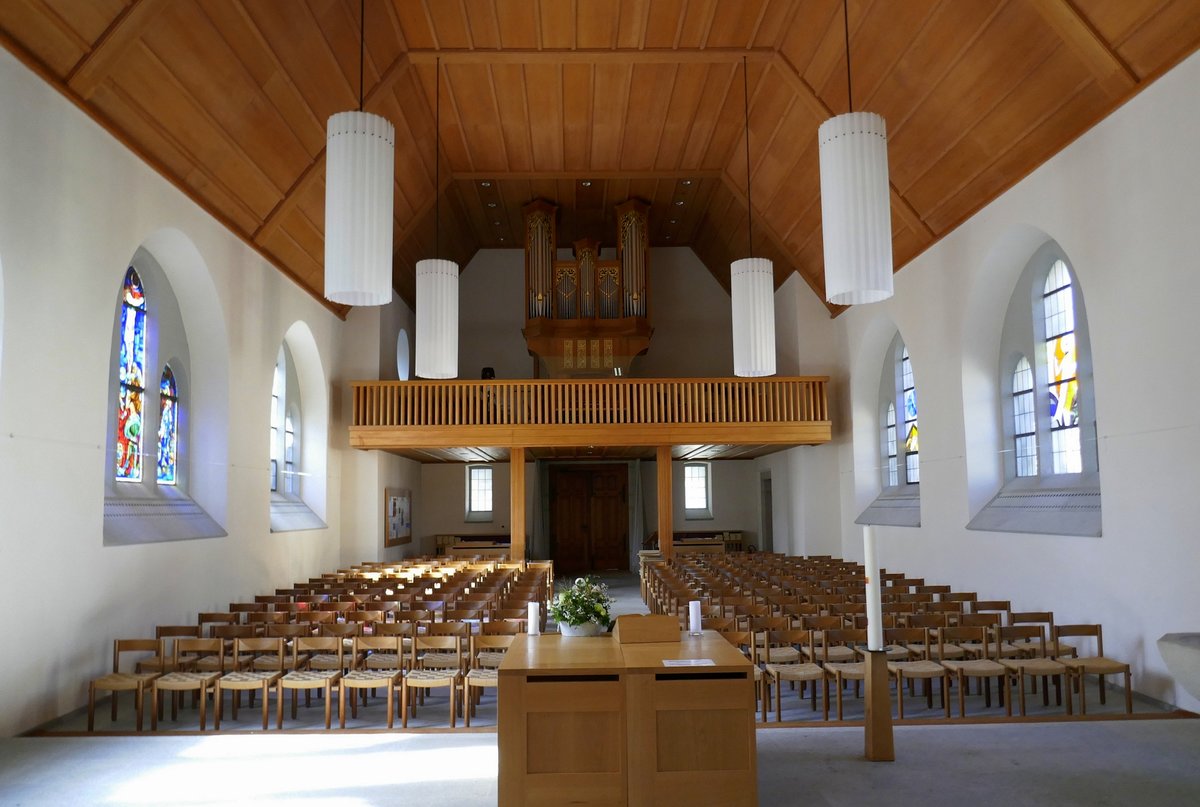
[528,601,540,636]
[864,524,884,651]
[688,600,703,635]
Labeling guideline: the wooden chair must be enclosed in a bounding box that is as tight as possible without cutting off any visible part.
[1009,611,1077,659]
[214,637,286,730]
[137,625,200,675]
[821,628,869,720]
[722,630,767,722]
[939,626,1011,717]
[276,636,344,729]
[762,629,827,722]
[464,634,515,726]
[340,635,404,728]
[402,635,462,727]
[1056,624,1132,714]
[88,639,160,731]
[884,628,950,719]
[151,638,224,730]
[998,625,1070,716]
[801,616,856,664]
[197,612,240,636]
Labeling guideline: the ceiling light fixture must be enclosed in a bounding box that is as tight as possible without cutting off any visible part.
[323,0,394,306]
[730,56,776,378]
[415,56,459,379]
[580,180,593,187]
[818,0,893,305]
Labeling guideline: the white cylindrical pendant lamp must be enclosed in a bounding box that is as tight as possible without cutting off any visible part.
[730,257,776,377]
[818,111,894,306]
[324,110,395,306]
[415,258,459,379]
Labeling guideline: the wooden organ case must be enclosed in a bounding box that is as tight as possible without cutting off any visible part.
[522,199,653,378]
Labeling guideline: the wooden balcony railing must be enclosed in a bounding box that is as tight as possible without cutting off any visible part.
[349,377,830,451]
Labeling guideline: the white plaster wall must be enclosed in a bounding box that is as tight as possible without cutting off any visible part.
[640,460,761,546]
[634,247,735,378]
[825,51,1200,710]
[417,462,538,556]
[0,50,381,735]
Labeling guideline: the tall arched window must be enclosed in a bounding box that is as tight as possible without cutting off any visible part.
[884,403,898,487]
[116,268,146,482]
[270,361,283,491]
[284,408,298,497]
[1043,259,1082,474]
[901,347,919,485]
[156,365,178,484]
[1012,357,1036,477]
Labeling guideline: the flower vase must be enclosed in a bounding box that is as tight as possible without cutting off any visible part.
[559,621,604,637]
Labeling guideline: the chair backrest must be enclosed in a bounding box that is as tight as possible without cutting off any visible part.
[884,627,930,660]
[1055,623,1104,656]
[247,611,287,625]
[722,630,757,663]
[372,621,414,637]
[346,610,384,625]
[229,602,268,613]
[959,613,1000,630]
[318,601,354,613]
[973,599,1012,614]
[767,629,814,658]
[266,623,313,639]
[319,622,361,638]
[999,625,1046,657]
[941,592,977,603]
[1009,610,1054,630]
[353,635,404,668]
[235,637,286,671]
[394,609,433,625]
[940,626,992,659]
[295,635,344,667]
[481,620,525,636]
[801,615,843,634]
[917,585,951,594]
[297,610,335,624]
[905,612,948,630]
[427,620,470,637]
[113,639,160,673]
[176,637,224,668]
[701,616,737,633]
[198,612,240,635]
[412,635,462,668]
[470,634,515,663]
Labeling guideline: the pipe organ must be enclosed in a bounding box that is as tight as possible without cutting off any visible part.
[523,199,653,378]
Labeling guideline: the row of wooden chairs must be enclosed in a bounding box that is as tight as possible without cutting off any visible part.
[89,631,517,731]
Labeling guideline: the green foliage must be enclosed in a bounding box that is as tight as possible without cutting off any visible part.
[548,576,615,628]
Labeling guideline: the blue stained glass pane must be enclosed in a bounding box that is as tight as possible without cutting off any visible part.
[157,366,178,485]
[116,387,143,482]
[119,306,145,389]
[904,388,918,421]
[123,267,145,309]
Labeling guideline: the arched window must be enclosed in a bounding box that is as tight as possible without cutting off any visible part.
[1043,260,1082,474]
[968,243,1099,536]
[884,403,898,487]
[156,365,178,485]
[270,361,283,491]
[1012,357,1036,477]
[284,408,298,497]
[115,268,146,482]
[901,347,919,485]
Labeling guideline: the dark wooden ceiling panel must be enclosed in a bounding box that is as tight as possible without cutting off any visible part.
[2,0,1196,319]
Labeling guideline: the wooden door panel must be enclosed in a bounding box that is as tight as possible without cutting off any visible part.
[550,469,590,575]
[589,469,628,571]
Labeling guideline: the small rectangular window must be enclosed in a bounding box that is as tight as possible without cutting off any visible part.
[684,462,712,520]
[466,465,493,522]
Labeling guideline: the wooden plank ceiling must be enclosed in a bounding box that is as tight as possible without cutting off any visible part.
[4,0,1198,317]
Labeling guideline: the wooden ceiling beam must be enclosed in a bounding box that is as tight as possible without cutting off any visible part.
[452,169,722,181]
[1032,0,1139,94]
[407,47,776,65]
[65,0,167,99]
[770,53,934,242]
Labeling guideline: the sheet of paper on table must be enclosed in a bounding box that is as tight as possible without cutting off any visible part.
[662,658,715,667]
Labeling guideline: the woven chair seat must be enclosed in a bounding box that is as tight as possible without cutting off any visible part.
[1063,656,1129,675]
[942,658,1007,676]
[765,662,823,681]
[220,670,281,686]
[307,654,344,670]
[763,646,801,664]
[476,651,507,668]
[824,661,866,679]
[281,669,340,686]
[807,645,856,664]
[156,671,219,688]
[94,672,158,691]
[420,652,461,669]
[887,659,946,677]
[364,653,402,669]
[343,668,401,685]
[406,669,457,685]
[466,668,499,687]
[1001,657,1067,676]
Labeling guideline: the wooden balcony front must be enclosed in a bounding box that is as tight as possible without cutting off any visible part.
[349,377,831,455]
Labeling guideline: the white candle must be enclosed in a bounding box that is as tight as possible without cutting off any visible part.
[528,601,540,635]
[863,524,884,651]
[688,600,702,635]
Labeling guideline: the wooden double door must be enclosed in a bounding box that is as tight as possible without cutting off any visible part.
[549,465,629,574]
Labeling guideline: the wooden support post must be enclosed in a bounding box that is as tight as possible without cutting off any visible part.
[510,447,526,565]
[656,446,673,560]
[864,649,895,761]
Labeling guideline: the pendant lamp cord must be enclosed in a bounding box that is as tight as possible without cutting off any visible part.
[435,56,441,261]
[742,55,752,259]
[843,0,853,113]
[359,0,365,111]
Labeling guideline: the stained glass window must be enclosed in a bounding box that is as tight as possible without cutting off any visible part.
[1043,260,1082,473]
[157,366,178,485]
[1012,357,1037,477]
[902,347,919,484]
[116,268,146,482]
[885,403,898,487]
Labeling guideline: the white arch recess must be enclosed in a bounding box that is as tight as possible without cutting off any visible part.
[847,314,903,511]
[0,245,5,390]
[958,224,1053,512]
[281,319,329,523]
